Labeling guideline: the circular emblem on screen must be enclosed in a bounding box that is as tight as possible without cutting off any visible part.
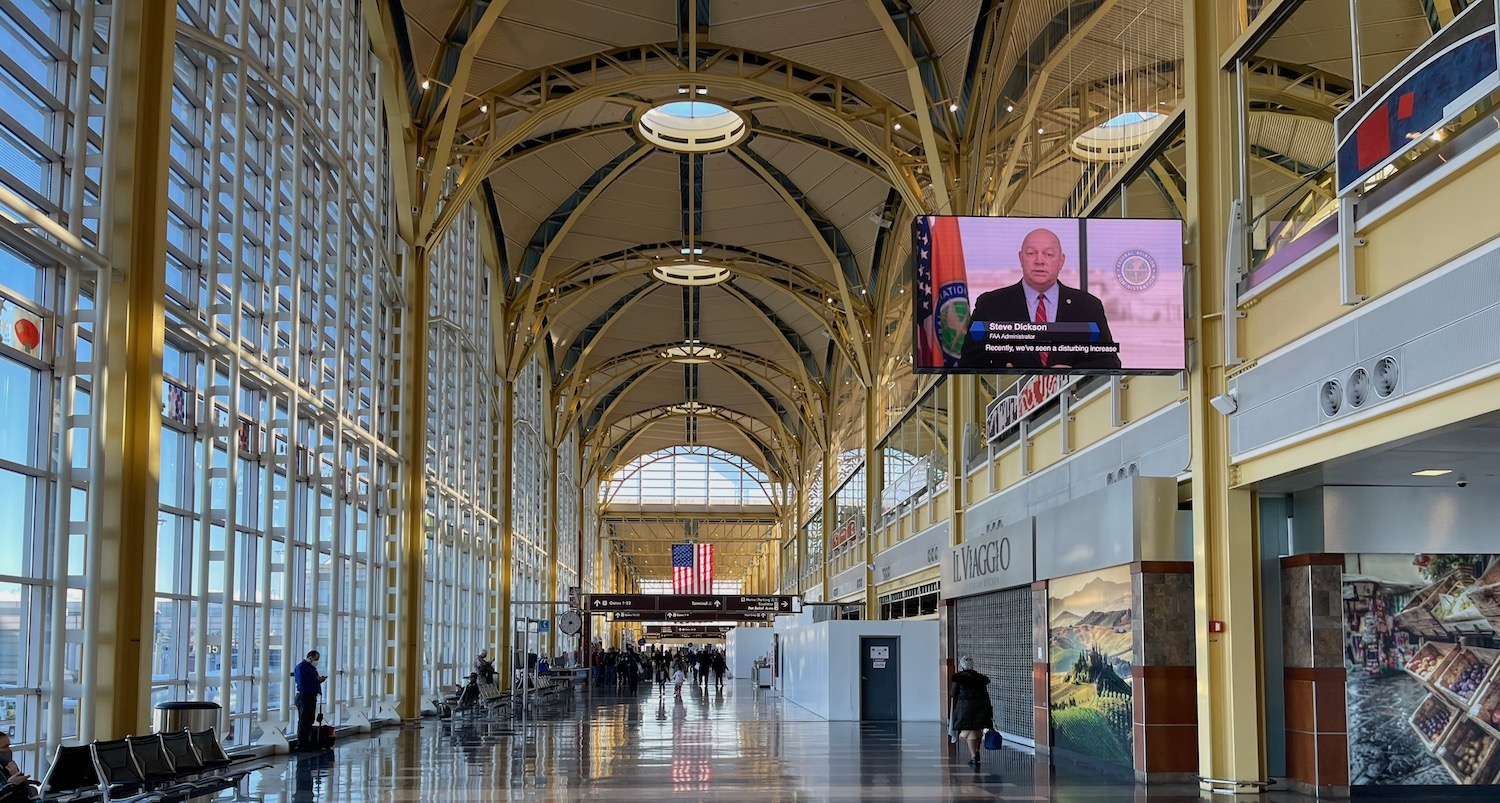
[1115,249,1158,292]
[936,283,970,360]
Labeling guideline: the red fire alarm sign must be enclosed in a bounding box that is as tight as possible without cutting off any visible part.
[1208,620,1226,633]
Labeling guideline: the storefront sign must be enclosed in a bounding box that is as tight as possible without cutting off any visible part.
[942,517,1034,599]
[985,374,1075,443]
[873,522,947,585]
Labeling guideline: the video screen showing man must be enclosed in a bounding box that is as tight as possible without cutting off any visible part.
[958,227,1121,370]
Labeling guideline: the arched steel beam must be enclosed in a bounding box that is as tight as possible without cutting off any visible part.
[572,361,802,468]
[422,44,945,247]
[532,243,855,389]
[597,404,798,457]
[504,143,656,376]
[730,145,874,384]
[591,406,793,481]
[544,280,661,382]
[415,0,511,238]
[866,0,954,211]
[562,342,817,428]
[748,126,886,178]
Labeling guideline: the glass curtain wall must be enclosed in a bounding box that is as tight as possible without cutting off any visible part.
[152,0,401,745]
[421,200,502,697]
[555,429,579,656]
[510,355,551,663]
[0,0,109,769]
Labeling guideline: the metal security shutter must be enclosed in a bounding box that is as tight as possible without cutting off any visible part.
[954,588,1033,740]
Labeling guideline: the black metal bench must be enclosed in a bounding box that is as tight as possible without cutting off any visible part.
[35,744,102,803]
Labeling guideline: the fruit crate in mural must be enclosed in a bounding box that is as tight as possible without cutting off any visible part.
[1435,717,1500,784]
[1405,641,1458,685]
[1411,693,1461,750]
[1395,571,1474,638]
[1434,646,1500,708]
[1470,560,1500,627]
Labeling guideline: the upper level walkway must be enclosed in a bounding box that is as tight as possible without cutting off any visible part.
[225,678,1366,802]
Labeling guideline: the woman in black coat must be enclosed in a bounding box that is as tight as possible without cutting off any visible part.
[949,655,995,766]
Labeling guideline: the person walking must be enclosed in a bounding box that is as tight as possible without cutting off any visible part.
[711,650,727,690]
[671,660,687,696]
[949,655,995,767]
[292,650,327,750]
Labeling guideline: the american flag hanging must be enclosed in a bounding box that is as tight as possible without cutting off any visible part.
[672,543,713,594]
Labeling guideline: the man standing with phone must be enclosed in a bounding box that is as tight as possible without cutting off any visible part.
[292,650,327,750]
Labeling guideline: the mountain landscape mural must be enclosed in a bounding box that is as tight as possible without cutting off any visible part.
[1048,566,1135,768]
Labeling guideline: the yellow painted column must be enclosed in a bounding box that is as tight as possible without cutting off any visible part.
[394,245,428,719]
[1186,0,1265,790]
[862,388,880,616]
[92,0,174,740]
[497,383,515,685]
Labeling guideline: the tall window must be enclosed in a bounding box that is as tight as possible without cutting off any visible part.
[602,446,778,508]
[0,0,109,769]
[422,200,502,695]
[149,0,400,745]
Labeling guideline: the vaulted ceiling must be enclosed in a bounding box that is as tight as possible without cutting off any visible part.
[373,0,1427,581]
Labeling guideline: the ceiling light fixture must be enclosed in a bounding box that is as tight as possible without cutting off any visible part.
[677,86,689,94]
[1006,104,1014,112]
[1412,469,1453,477]
[421,79,431,90]
[696,87,708,95]
[480,104,488,113]
[893,122,902,130]
[949,102,958,112]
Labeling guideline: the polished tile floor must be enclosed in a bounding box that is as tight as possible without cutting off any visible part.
[242,678,1330,802]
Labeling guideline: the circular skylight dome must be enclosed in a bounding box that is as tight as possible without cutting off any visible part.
[638,101,748,152]
[1070,111,1168,163]
[651,261,732,286]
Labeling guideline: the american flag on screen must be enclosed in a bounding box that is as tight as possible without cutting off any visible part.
[672,543,713,594]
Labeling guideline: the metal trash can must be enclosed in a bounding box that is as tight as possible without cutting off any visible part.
[153,701,220,733]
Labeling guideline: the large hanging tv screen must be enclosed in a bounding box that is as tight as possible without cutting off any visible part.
[912,216,1185,375]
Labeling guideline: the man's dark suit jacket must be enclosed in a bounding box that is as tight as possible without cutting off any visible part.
[958,281,1122,370]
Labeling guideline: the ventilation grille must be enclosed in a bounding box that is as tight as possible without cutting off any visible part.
[1346,367,1370,409]
[1373,355,1400,398]
[1317,355,1401,419]
[1319,378,1343,418]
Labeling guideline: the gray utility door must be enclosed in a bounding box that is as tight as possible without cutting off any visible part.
[859,636,900,721]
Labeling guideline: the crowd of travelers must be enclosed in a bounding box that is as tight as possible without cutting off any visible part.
[590,644,728,696]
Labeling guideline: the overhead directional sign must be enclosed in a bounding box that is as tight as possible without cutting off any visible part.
[610,610,768,622]
[586,594,800,615]
[725,595,799,613]
[585,594,656,612]
[646,625,734,638]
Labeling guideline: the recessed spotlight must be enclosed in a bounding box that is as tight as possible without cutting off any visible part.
[1412,469,1453,477]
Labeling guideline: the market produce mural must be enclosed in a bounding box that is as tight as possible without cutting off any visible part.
[1048,566,1134,768]
[1344,553,1500,786]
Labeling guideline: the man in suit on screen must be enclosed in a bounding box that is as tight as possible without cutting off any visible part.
[958,228,1121,370]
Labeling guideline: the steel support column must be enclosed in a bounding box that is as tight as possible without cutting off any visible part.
[395,244,429,718]
[1187,0,1265,791]
[92,0,175,740]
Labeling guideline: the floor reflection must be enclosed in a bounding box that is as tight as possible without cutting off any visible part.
[235,679,1328,802]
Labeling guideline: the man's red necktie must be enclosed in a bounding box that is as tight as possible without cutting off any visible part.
[1035,294,1049,366]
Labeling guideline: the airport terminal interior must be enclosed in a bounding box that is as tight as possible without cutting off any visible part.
[6,0,1500,800]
